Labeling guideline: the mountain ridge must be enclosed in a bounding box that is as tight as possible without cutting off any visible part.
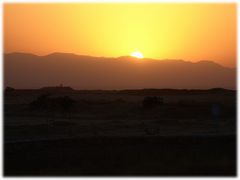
[5,52,233,69]
[4,52,236,89]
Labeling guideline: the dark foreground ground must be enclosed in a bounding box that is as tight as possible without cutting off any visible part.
[5,135,236,176]
[4,88,237,176]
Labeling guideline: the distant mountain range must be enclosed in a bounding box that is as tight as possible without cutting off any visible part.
[4,52,236,89]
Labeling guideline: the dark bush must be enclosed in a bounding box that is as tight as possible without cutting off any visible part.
[142,96,163,109]
[5,86,15,93]
[58,96,76,112]
[29,94,76,113]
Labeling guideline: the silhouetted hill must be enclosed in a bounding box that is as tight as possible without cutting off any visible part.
[4,52,236,89]
[39,85,74,92]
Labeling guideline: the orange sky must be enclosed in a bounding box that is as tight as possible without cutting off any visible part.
[4,3,237,67]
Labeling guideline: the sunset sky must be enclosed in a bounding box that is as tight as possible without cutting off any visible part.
[4,3,236,67]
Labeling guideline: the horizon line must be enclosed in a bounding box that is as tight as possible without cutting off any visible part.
[5,86,236,91]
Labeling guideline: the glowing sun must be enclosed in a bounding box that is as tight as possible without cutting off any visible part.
[131,52,144,59]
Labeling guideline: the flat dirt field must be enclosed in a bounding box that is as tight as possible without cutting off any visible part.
[4,89,236,176]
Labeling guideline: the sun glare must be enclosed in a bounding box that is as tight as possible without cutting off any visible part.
[131,52,144,59]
